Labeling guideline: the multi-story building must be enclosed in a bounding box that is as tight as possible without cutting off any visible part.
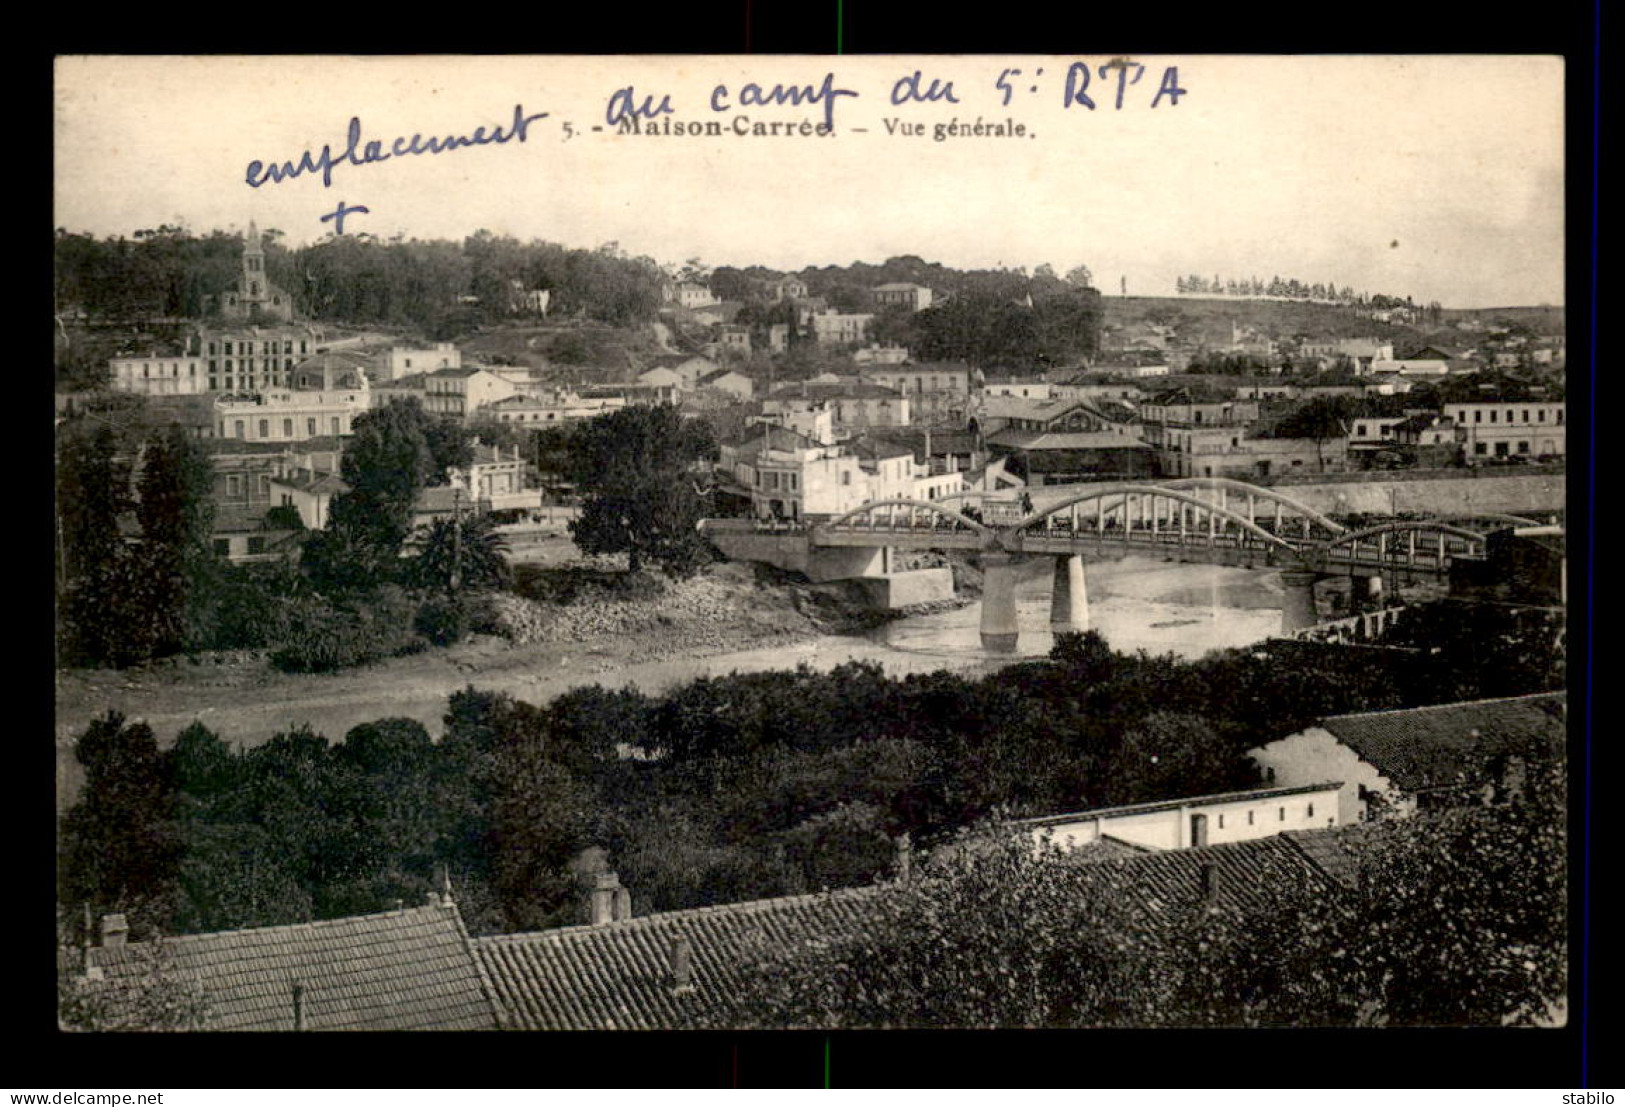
[869,283,934,312]
[108,351,209,396]
[422,367,519,421]
[213,357,369,444]
[768,276,808,302]
[447,443,540,516]
[380,343,461,382]
[718,426,957,522]
[1443,400,1565,461]
[763,381,909,435]
[199,325,320,392]
[810,311,875,347]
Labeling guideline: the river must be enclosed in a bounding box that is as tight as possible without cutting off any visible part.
[55,557,1286,809]
[567,556,1284,692]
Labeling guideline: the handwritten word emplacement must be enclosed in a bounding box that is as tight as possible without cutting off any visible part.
[245,104,550,190]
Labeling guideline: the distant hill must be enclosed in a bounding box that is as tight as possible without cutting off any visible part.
[1102,296,1422,346]
[1101,296,1565,349]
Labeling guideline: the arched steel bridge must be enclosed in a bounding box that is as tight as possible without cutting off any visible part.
[803,480,1505,577]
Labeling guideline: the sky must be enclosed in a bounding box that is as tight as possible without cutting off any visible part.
[54,55,1565,308]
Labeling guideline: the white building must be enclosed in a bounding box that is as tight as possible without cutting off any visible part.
[109,353,209,396]
[810,311,875,347]
[1442,400,1565,461]
[1013,783,1345,853]
[381,343,461,382]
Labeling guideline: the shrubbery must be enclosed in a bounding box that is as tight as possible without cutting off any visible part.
[269,588,424,673]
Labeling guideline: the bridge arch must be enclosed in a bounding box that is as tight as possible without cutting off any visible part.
[1155,477,1348,534]
[1313,520,1488,560]
[1427,512,1548,531]
[1016,484,1299,553]
[821,498,994,536]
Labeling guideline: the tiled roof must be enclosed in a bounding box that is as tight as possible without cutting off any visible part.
[472,887,880,1030]
[1066,834,1155,864]
[63,904,500,1032]
[1319,692,1566,793]
[986,431,1149,451]
[1074,832,1344,914]
[1280,827,1365,890]
[768,381,902,401]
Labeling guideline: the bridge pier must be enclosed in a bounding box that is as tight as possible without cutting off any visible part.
[980,552,1022,653]
[1049,554,1089,632]
[1279,569,1321,634]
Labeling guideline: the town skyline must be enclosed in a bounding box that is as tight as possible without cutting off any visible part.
[55,55,1564,309]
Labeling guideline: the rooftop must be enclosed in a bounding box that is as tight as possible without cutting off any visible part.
[1013,782,1345,829]
[471,887,879,1031]
[61,904,500,1032]
[1317,692,1566,793]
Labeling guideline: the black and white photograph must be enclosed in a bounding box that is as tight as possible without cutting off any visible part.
[52,54,1572,1043]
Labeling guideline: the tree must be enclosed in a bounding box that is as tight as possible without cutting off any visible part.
[133,426,217,655]
[564,406,717,575]
[301,400,449,590]
[59,712,182,938]
[405,512,511,594]
[1105,710,1246,805]
[1064,264,1094,290]
[1274,394,1357,473]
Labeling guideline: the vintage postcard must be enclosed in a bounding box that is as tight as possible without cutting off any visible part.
[53,55,1568,1043]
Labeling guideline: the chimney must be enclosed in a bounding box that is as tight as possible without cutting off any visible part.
[590,871,624,925]
[1199,863,1221,905]
[100,913,129,950]
[292,983,307,1032]
[670,936,696,995]
[80,904,102,981]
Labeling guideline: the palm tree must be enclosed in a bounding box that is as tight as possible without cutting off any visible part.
[406,512,511,594]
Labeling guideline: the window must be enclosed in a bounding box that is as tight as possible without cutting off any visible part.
[227,475,241,497]
[1495,442,1510,457]
[1247,810,1255,825]
[1475,410,1483,423]
[1217,815,1225,828]
[1506,410,1514,423]
[331,417,341,435]
[1474,442,1488,456]
[246,536,266,556]
[1522,409,1531,422]
[282,419,293,437]
[234,420,245,439]
[258,419,269,438]
[307,418,317,437]
[841,471,852,486]
[1279,807,1285,821]
[1489,410,1497,423]
[1556,409,1564,423]
[213,539,230,557]
[1307,802,1315,817]
[1538,409,1546,422]
[1518,441,1531,454]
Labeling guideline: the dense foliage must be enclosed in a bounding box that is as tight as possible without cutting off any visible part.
[59,606,1563,943]
[54,227,666,335]
[709,761,1565,1028]
[562,405,718,575]
[56,422,218,667]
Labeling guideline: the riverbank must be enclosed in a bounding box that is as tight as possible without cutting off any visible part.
[54,561,975,805]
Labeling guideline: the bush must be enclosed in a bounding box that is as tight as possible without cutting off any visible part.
[413,592,498,647]
[270,588,424,673]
